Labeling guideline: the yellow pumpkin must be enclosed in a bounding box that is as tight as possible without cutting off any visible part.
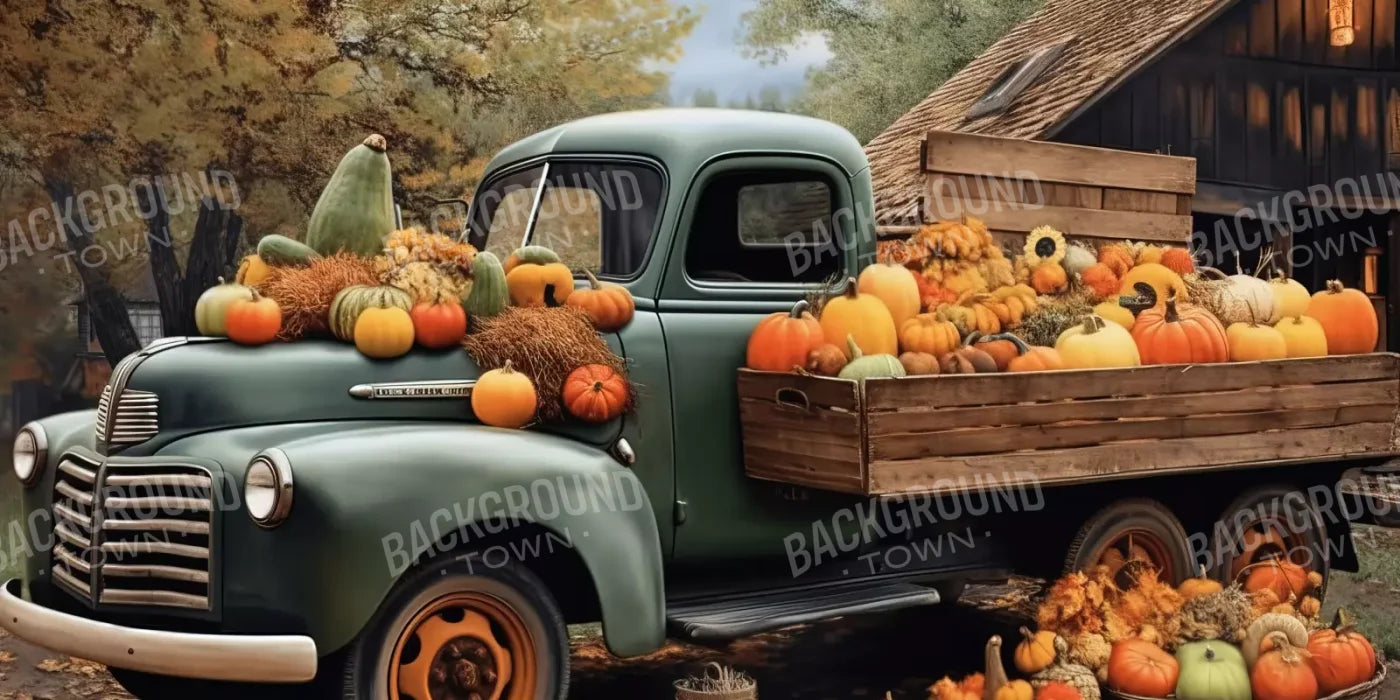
[353,305,415,359]
[1014,626,1058,674]
[858,263,921,327]
[471,360,538,429]
[1055,315,1141,369]
[1094,300,1136,330]
[1269,272,1310,320]
[1179,564,1224,601]
[235,254,272,287]
[900,313,961,356]
[996,680,1034,700]
[1118,263,1188,307]
[1274,315,1328,358]
[820,277,898,358]
[1226,320,1287,361]
[506,262,574,307]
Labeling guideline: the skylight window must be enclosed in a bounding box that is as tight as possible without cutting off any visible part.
[965,40,1073,120]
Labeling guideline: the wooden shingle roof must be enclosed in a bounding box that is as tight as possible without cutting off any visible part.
[865,0,1234,224]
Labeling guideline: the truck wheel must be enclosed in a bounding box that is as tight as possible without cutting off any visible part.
[1208,484,1330,598]
[342,557,569,700]
[1063,499,1196,585]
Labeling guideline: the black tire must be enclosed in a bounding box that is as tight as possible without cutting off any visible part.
[341,556,569,700]
[1208,484,1330,598]
[109,668,317,700]
[1063,498,1196,585]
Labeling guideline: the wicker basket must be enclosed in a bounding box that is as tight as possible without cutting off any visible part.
[674,663,757,700]
[1104,652,1387,700]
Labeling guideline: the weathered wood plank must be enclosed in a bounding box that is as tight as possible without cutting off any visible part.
[1042,183,1103,209]
[922,192,1193,243]
[1353,0,1376,67]
[1250,0,1278,57]
[1247,79,1274,186]
[867,423,1397,494]
[870,404,1396,461]
[1102,188,1179,214]
[866,381,1399,434]
[1376,0,1397,68]
[744,451,866,494]
[737,370,859,411]
[742,431,861,463]
[1278,0,1304,60]
[1357,79,1382,174]
[1305,0,1330,63]
[923,130,1197,195]
[740,397,860,437]
[862,354,1400,410]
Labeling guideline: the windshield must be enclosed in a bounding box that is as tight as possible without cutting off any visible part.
[467,161,665,278]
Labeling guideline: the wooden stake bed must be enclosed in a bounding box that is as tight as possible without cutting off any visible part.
[738,354,1400,496]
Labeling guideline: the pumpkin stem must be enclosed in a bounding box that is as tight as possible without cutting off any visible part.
[583,269,604,290]
[217,276,227,285]
[1326,279,1344,294]
[1204,645,1216,661]
[845,334,864,360]
[790,299,811,318]
[1163,291,1180,323]
[363,133,388,152]
[500,359,516,374]
[841,277,860,299]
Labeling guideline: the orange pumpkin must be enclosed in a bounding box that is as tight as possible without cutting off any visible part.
[410,299,467,349]
[938,345,998,374]
[1306,280,1378,354]
[1161,247,1196,275]
[471,360,537,428]
[968,332,1023,371]
[1007,344,1064,372]
[899,351,940,375]
[1078,263,1120,301]
[506,262,574,307]
[1098,244,1135,277]
[806,343,847,376]
[566,270,635,332]
[1243,557,1310,600]
[354,305,415,359]
[1031,262,1068,294]
[858,262,921,327]
[900,313,962,356]
[1130,294,1229,365]
[225,291,282,345]
[820,277,898,358]
[746,300,825,372]
[562,364,629,423]
[1252,632,1318,700]
[1107,638,1180,699]
[1308,619,1377,695]
[1034,681,1082,700]
[1178,564,1224,600]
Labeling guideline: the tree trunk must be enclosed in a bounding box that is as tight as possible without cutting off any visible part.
[43,179,140,366]
[142,180,245,337]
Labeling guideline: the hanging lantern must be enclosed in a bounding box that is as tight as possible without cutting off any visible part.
[1330,0,1355,46]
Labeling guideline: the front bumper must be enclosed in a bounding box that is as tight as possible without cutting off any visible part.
[0,579,318,683]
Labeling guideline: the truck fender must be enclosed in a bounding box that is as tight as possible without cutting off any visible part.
[160,422,666,658]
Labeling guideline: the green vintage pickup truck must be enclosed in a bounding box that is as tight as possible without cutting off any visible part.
[2,109,1394,699]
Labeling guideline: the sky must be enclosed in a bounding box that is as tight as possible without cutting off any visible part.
[666,0,831,105]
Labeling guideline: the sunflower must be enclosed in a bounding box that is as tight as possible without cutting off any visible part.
[1023,225,1067,266]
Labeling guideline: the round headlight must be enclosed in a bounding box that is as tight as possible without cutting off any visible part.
[13,423,47,487]
[245,449,293,528]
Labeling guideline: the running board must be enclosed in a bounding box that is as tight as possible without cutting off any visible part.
[666,581,941,641]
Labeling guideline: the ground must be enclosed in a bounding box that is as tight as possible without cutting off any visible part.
[0,526,1398,698]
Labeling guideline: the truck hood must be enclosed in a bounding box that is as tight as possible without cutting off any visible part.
[119,338,618,445]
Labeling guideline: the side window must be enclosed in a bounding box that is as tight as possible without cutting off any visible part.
[686,171,843,283]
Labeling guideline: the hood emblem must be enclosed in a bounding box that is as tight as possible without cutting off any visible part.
[348,380,477,399]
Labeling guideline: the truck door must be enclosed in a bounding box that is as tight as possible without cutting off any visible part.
[657,154,870,570]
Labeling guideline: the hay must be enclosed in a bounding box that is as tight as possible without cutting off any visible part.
[462,306,629,421]
[258,254,379,340]
[1016,290,1095,347]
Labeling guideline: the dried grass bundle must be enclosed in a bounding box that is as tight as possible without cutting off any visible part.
[462,306,628,421]
[1015,289,1095,347]
[258,254,379,340]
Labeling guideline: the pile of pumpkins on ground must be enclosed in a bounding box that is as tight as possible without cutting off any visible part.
[189,134,635,429]
[749,219,1380,378]
[930,560,1381,700]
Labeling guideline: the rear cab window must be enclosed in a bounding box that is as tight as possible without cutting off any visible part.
[685,171,844,284]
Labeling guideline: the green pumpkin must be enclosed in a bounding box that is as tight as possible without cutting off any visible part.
[464,251,509,318]
[256,234,320,266]
[1174,642,1250,700]
[838,335,905,381]
[194,277,254,336]
[504,245,561,272]
[329,284,413,342]
[306,134,395,257]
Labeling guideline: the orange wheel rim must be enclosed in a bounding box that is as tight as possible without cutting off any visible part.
[1228,520,1311,583]
[388,592,538,700]
[1088,529,1180,582]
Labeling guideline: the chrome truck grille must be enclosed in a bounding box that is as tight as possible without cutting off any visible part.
[50,452,215,612]
[94,386,159,450]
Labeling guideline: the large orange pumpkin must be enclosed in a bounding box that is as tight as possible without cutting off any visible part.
[1130,294,1229,365]
[857,262,921,327]
[225,291,282,345]
[1107,638,1179,698]
[820,278,898,358]
[1243,557,1310,600]
[410,299,467,349]
[562,364,629,423]
[471,360,537,428]
[1251,632,1318,700]
[968,332,1022,371]
[1034,681,1082,700]
[1306,280,1378,354]
[506,261,574,307]
[746,300,825,372]
[1308,621,1377,695]
[566,270,635,332]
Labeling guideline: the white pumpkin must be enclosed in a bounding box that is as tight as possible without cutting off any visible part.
[1268,271,1310,320]
[1063,244,1098,277]
[195,277,254,336]
[1224,273,1276,324]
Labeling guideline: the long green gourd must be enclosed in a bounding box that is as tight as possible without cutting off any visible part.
[306,134,396,257]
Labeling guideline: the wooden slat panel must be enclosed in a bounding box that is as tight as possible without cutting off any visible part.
[1353,0,1376,67]
[739,398,860,437]
[743,431,861,462]
[1332,81,1355,180]
[867,423,1397,494]
[1132,72,1161,152]
[1190,76,1217,178]
[1250,0,1278,56]
[1221,71,1249,182]
[1102,188,1179,214]
[867,381,1398,434]
[923,192,1193,243]
[923,131,1197,195]
[1247,79,1274,186]
[1225,2,1250,55]
[736,370,859,411]
[1376,0,1397,68]
[1278,0,1304,60]
[1042,184,1103,209]
[870,404,1396,461]
[1357,79,1382,174]
[863,354,1400,410]
[1305,0,1331,63]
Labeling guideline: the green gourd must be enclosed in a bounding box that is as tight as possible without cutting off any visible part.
[306,134,395,257]
[194,277,253,336]
[1174,642,1250,700]
[504,245,561,272]
[329,284,413,342]
[837,335,905,380]
[256,234,321,266]
[464,251,509,318]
